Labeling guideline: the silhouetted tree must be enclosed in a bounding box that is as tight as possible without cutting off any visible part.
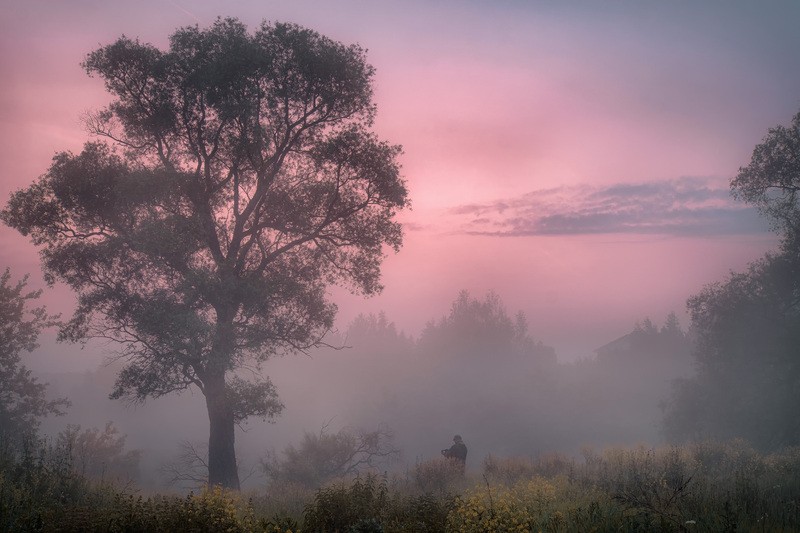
[663,253,800,449]
[2,18,407,489]
[418,291,555,365]
[57,421,140,484]
[664,109,800,449]
[346,312,412,353]
[732,109,800,245]
[0,268,69,448]
[262,423,398,488]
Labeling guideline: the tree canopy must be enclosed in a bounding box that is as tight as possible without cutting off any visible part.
[2,18,407,488]
[663,252,800,448]
[732,110,800,245]
[664,109,800,449]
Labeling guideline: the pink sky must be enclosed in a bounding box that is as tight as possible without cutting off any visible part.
[2,1,797,367]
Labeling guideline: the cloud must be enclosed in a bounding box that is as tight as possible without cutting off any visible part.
[450,177,771,237]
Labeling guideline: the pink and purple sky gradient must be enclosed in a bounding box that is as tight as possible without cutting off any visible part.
[2,1,798,367]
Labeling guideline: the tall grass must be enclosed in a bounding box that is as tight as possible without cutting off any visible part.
[3,439,800,531]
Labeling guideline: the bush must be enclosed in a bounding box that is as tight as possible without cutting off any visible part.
[0,436,95,532]
[303,474,389,532]
[301,473,455,533]
[411,458,466,495]
[5,440,800,531]
[263,425,398,490]
[482,453,575,486]
[58,422,140,485]
[249,480,312,529]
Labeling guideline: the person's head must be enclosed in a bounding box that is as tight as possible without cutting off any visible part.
[453,435,463,443]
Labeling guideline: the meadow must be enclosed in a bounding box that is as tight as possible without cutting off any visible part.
[3,438,800,532]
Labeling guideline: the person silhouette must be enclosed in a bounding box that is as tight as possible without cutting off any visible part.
[441,434,467,472]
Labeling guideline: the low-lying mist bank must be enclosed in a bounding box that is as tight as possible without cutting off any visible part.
[37,291,696,491]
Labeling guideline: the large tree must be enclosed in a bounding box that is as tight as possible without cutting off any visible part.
[2,18,407,489]
[663,109,800,449]
[662,252,800,449]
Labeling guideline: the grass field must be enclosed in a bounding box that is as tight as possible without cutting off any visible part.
[3,439,800,532]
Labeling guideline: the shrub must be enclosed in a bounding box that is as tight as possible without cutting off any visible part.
[411,458,466,494]
[446,478,558,532]
[0,436,95,532]
[482,453,574,486]
[57,422,140,485]
[5,439,800,531]
[301,473,456,533]
[302,474,389,532]
[249,480,312,528]
[263,425,398,490]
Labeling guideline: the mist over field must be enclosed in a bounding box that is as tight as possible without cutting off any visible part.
[35,296,695,489]
[2,1,800,530]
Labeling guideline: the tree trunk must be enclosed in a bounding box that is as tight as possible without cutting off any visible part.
[205,372,240,490]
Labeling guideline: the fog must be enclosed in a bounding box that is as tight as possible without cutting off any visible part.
[31,290,694,490]
[2,0,799,500]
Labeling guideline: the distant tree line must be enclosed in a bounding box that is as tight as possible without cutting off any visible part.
[302,291,693,463]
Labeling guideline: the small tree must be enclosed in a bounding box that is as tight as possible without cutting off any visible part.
[2,18,407,489]
[0,268,69,448]
[262,424,399,488]
[57,421,140,484]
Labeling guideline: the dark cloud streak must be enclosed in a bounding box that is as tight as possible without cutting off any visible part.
[452,178,771,237]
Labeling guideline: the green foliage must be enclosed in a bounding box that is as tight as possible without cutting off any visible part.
[0,437,261,532]
[249,480,312,529]
[447,477,561,532]
[301,473,455,533]
[0,436,92,532]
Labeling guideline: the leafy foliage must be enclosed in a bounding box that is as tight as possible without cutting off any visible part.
[663,252,800,449]
[0,268,69,448]
[2,17,407,488]
[302,474,390,532]
[665,108,800,450]
[732,109,800,241]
